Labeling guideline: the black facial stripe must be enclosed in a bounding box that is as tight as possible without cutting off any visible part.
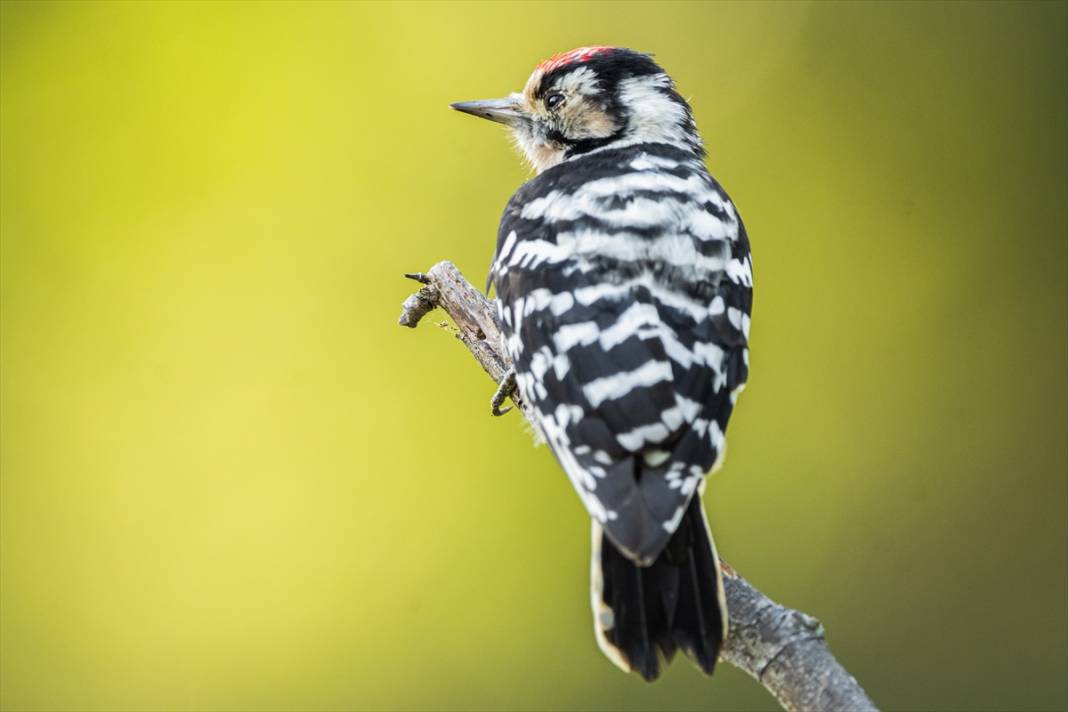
[545,128,568,144]
[563,131,627,158]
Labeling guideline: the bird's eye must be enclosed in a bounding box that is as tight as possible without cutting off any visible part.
[545,93,565,110]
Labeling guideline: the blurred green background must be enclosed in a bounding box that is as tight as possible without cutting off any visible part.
[1,2,1065,710]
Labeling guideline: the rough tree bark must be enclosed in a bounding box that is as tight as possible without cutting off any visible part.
[399,260,878,712]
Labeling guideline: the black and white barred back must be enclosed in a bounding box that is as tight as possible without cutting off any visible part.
[456,47,752,681]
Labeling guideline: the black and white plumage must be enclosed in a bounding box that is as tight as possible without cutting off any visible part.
[452,47,752,681]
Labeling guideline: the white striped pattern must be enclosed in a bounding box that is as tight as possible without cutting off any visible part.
[583,360,673,407]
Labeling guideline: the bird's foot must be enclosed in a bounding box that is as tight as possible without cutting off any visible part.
[491,368,517,416]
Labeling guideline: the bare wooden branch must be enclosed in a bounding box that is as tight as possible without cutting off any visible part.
[398,260,878,712]
[399,260,534,422]
[718,563,876,711]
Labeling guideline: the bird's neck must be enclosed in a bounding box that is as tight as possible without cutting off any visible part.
[561,73,704,168]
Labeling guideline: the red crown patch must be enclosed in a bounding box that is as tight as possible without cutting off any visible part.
[537,46,615,74]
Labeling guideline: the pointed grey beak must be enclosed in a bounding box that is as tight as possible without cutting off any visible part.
[450,97,527,127]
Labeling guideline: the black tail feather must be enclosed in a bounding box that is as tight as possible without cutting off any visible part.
[592,497,726,681]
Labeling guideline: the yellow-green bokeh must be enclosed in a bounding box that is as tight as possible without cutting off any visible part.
[2,2,1065,710]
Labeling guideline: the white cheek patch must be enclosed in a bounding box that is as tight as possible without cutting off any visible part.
[555,69,618,143]
[563,104,619,141]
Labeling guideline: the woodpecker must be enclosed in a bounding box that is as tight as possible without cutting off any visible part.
[451,47,752,682]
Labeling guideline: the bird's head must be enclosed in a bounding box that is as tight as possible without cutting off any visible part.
[451,47,702,174]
